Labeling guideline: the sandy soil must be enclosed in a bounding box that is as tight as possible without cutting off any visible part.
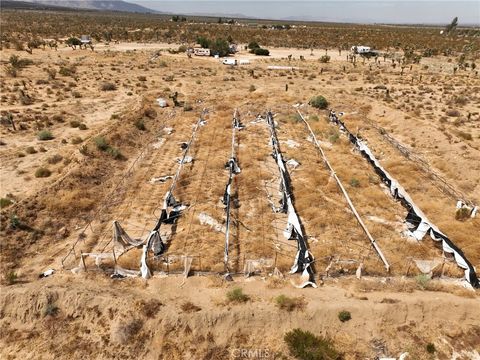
[1,41,479,358]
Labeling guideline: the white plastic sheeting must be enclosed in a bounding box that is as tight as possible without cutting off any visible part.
[266,112,316,288]
[329,110,479,288]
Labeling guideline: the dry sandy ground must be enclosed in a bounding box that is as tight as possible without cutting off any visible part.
[1,273,479,359]
[1,42,479,358]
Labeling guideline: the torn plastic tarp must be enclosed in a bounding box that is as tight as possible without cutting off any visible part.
[223,111,244,271]
[110,114,205,279]
[329,110,479,288]
[267,112,316,288]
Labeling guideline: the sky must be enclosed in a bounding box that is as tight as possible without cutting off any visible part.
[129,0,480,25]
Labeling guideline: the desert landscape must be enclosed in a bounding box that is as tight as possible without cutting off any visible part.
[0,2,479,359]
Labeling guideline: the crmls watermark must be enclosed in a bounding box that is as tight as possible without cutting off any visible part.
[231,348,271,358]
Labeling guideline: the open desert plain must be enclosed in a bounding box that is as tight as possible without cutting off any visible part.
[0,3,479,360]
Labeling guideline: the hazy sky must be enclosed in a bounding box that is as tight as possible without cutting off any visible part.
[130,1,480,24]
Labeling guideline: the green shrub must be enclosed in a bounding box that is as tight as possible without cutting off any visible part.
[426,343,436,354]
[226,287,249,303]
[319,55,331,63]
[35,167,52,178]
[338,310,351,322]
[415,274,430,290]
[253,48,270,56]
[349,178,360,188]
[94,136,109,151]
[0,198,12,208]
[10,214,20,229]
[309,95,329,109]
[284,328,341,360]
[248,41,260,50]
[37,130,53,140]
[107,146,124,160]
[78,123,88,130]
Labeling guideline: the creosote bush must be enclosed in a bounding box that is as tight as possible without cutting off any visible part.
[180,301,202,313]
[284,328,341,360]
[226,287,249,303]
[35,167,52,178]
[309,95,329,109]
[37,130,54,140]
[338,310,351,322]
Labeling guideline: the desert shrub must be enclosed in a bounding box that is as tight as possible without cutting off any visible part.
[455,130,472,141]
[209,38,230,57]
[47,154,63,164]
[37,130,53,140]
[35,167,51,178]
[338,310,351,322]
[446,109,460,117]
[0,198,12,208]
[309,95,329,109]
[275,295,305,312]
[183,103,193,111]
[10,214,20,229]
[134,119,146,131]
[58,65,76,77]
[78,123,88,130]
[226,287,249,303]
[180,301,202,313]
[248,41,260,50]
[144,107,157,118]
[52,114,64,123]
[319,55,331,63]
[94,136,109,151]
[4,271,17,285]
[70,120,81,128]
[284,328,341,360]
[455,207,471,221]
[72,91,82,98]
[44,302,59,317]
[249,85,256,92]
[71,136,83,144]
[46,189,95,214]
[9,55,33,69]
[101,82,117,91]
[107,146,124,160]
[25,146,37,154]
[5,65,17,78]
[197,36,211,48]
[253,48,270,56]
[426,343,436,354]
[139,299,163,317]
[349,178,360,188]
[46,68,57,80]
[138,75,147,81]
[111,318,143,344]
[66,37,81,47]
[415,274,430,289]
[309,115,319,121]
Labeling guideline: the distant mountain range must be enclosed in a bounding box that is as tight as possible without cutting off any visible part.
[4,0,160,13]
